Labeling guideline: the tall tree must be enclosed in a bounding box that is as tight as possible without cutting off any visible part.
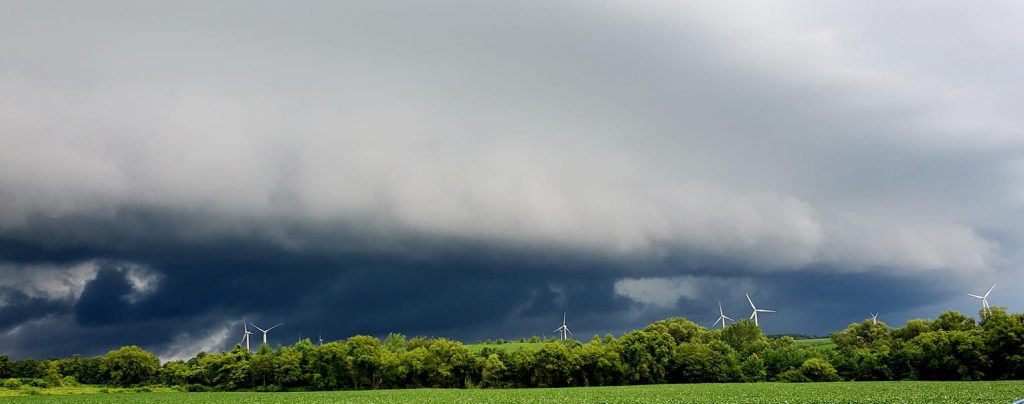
[101,346,160,387]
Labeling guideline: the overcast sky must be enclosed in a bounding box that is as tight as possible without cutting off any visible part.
[1,1,1022,360]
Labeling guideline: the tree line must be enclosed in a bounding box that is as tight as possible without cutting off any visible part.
[1,308,1022,391]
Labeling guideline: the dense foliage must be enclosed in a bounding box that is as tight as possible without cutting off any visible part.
[1,308,1022,391]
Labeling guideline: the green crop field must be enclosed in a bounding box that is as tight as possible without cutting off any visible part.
[3,381,1023,403]
[792,338,836,351]
[465,342,545,353]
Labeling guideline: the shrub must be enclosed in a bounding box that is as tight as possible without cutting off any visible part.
[60,376,79,386]
[799,358,840,382]
[2,378,22,389]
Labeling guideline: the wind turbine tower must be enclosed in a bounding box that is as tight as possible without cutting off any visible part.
[553,312,572,341]
[713,302,734,330]
[968,284,996,315]
[318,331,324,347]
[250,322,284,345]
[746,293,776,327]
[240,320,253,351]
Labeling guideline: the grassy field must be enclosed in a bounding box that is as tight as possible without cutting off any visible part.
[792,338,836,351]
[465,341,545,353]
[2,381,1023,403]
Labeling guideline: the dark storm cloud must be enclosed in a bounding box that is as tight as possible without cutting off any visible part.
[1,1,1023,359]
[0,289,69,331]
[0,221,646,359]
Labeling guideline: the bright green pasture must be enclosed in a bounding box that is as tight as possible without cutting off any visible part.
[792,337,836,351]
[465,341,545,353]
[4,381,1023,403]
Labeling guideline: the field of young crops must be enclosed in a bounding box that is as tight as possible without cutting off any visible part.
[3,381,1023,403]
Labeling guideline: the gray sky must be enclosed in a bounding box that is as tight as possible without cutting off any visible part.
[0,1,1022,360]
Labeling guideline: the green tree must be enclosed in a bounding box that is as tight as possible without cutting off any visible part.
[532,342,581,387]
[510,349,539,387]
[618,330,675,385]
[979,307,1024,379]
[670,340,741,383]
[44,361,63,387]
[275,346,303,387]
[400,347,431,388]
[830,346,892,381]
[56,356,89,384]
[101,346,160,387]
[383,333,407,353]
[932,311,975,332]
[347,335,383,389]
[424,338,474,388]
[831,319,892,350]
[892,319,932,341]
[309,341,352,390]
[159,361,191,386]
[577,338,623,387]
[0,355,10,379]
[644,318,710,344]
[762,337,811,379]
[378,349,406,388]
[721,320,768,356]
[740,353,767,382]
[901,330,988,380]
[249,344,277,387]
[9,358,45,378]
[480,354,506,388]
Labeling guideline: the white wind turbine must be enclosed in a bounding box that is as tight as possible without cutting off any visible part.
[746,293,775,327]
[553,313,572,341]
[318,331,324,347]
[240,320,253,351]
[870,313,879,325]
[967,284,996,315]
[713,302,734,330]
[250,322,284,345]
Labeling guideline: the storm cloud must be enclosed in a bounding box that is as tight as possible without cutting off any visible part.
[0,1,1021,359]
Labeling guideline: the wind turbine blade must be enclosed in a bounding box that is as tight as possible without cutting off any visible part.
[723,316,734,321]
[746,293,756,309]
[267,323,284,331]
[985,284,996,297]
[749,312,756,319]
[713,317,722,326]
[967,294,984,299]
[251,324,267,333]
[759,309,776,313]
[566,329,572,335]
